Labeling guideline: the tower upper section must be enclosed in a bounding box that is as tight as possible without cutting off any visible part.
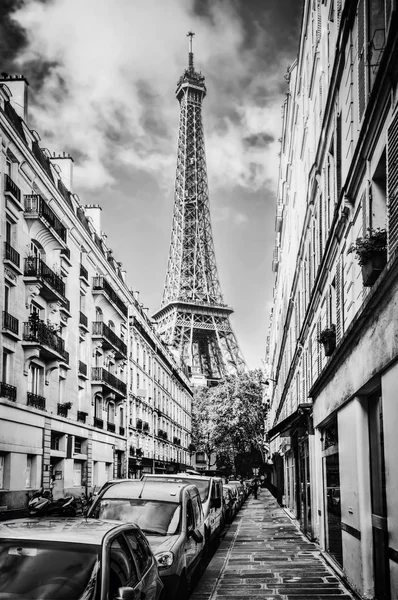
[176,32,206,102]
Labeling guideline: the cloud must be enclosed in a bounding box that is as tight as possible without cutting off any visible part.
[10,0,289,195]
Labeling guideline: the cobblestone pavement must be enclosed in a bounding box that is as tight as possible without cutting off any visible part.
[190,488,356,600]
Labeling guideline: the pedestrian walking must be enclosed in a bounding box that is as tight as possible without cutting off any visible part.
[252,478,259,499]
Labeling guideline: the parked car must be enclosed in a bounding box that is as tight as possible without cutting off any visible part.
[222,486,237,524]
[0,517,164,600]
[227,481,246,509]
[88,479,205,600]
[223,484,240,519]
[142,473,223,550]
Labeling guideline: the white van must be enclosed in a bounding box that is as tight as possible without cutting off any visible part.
[142,473,224,550]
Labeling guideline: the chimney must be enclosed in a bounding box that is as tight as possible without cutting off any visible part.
[50,152,74,192]
[84,204,102,234]
[0,74,29,122]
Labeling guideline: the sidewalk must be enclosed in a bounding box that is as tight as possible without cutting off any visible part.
[191,488,356,600]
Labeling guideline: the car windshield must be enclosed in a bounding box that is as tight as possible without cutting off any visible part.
[0,540,99,599]
[95,499,181,536]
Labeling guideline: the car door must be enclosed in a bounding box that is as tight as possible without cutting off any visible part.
[105,534,142,600]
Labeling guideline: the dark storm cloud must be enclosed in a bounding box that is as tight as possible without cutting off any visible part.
[0,0,26,72]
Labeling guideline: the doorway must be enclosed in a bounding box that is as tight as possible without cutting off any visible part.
[322,418,343,566]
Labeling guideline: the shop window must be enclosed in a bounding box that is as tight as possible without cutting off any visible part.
[25,455,34,488]
[322,418,342,566]
[73,461,83,486]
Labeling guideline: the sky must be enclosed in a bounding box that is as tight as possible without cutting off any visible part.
[1,0,303,369]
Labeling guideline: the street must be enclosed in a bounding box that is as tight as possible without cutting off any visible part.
[191,488,356,600]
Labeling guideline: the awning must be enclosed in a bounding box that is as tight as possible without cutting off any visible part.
[268,403,313,441]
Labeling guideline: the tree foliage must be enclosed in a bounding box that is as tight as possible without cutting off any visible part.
[191,370,267,471]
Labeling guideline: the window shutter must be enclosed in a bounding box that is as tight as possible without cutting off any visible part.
[336,257,344,343]
[357,0,366,121]
[387,110,398,256]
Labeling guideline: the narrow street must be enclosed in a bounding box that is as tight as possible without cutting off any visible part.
[191,489,356,600]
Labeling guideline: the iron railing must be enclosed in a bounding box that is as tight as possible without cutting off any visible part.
[77,411,87,423]
[24,257,66,299]
[91,367,127,396]
[107,422,116,433]
[2,311,19,335]
[92,321,127,356]
[27,392,46,410]
[0,382,17,401]
[4,241,20,268]
[94,417,103,429]
[57,403,69,417]
[23,320,65,356]
[24,194,67,242]
[4,174,21,202]
[92,276,127,317]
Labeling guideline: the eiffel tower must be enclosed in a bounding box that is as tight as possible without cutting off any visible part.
[153,33,246,386]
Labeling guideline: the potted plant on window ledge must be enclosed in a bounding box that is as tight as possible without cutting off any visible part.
[348,228,387,286]
[318,324,336,357]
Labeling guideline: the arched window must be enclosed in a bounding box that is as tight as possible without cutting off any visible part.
[108,320,115,331]
[95,307,103,322]
[107,401,115,424]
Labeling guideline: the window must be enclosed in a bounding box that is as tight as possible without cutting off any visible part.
[0,454,5,489]
[74,437,83,454]
[124,530,151,575]
[25,455,33,488]
[109,536,138,598]
[107,402,115,424]
[95,307,103,322]
[136,373,140,389]
[73,461,83,486]
[5,220,12,245]
[95,395,103,418]
[28,363,43,395]
[51,432,61,450]
[2,352,10,383]
[108,320,115,331]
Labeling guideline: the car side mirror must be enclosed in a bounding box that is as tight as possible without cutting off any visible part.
[211,497,221,509]
[188,528,204,544]
[115,587,136,600]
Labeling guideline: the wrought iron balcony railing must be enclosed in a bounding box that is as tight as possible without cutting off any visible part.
[23,320,65,357]
[2,311,19,336]
[27,392,46,410]
[57,403,70,417]
[91,367,127,396]
[24,194,67,242]
[4,241,20,268]
[107,422,116,433]
[77,411,87,423]
[0,382,17,401]
[24,257,66,301]
[94,416,103,429]
[92,276,127,317]
[4,174,21,202]
[92,321,127,357]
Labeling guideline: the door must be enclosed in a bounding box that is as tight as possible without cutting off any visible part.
[298,436,312,538]
[369,394,390,599]
[185,498,199,577]
[107,534,141,600]
[322,418,342,567]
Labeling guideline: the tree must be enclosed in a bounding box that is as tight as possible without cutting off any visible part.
[191,370,267,476]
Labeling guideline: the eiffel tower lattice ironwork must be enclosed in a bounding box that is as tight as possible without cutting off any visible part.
[153,33,246,385]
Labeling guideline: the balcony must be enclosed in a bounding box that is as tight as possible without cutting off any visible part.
[92,321,127,359]
[4,174,22,209]
[80,264,89,281]
[24,194,67,244]
[91,367,127,398]
[24,257,68,305]
[0,382,17,401]
[77,411,87,423]
[107,422,116,433]
[94,417,104,429]
[136,419,143,430]
[27,392,46,411]
[92,276,127,318]
[78,360,88,377]
[22,319,66,362]
[4,241,20,270]
[2,311,19,337]
[173,437,181,446]
[57,402,71,418]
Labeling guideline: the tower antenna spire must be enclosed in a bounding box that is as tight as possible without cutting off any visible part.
[187,31,195,71]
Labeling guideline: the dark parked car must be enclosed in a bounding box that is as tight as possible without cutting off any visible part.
[88,479,205,600]
[0,517,164,600]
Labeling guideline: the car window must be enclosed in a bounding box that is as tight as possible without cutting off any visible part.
[191,494,202,526]
[186,499,194,531]
[124,530,151,575]
[109,535,138,600]
[96,499,181,536]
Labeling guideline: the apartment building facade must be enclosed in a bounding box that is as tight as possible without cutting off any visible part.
[267,1,398,598]
[0,74,193,515]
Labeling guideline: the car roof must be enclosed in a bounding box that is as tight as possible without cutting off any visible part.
[99,480,197,502]
[143,473,222,482]
[0,518,132,545]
